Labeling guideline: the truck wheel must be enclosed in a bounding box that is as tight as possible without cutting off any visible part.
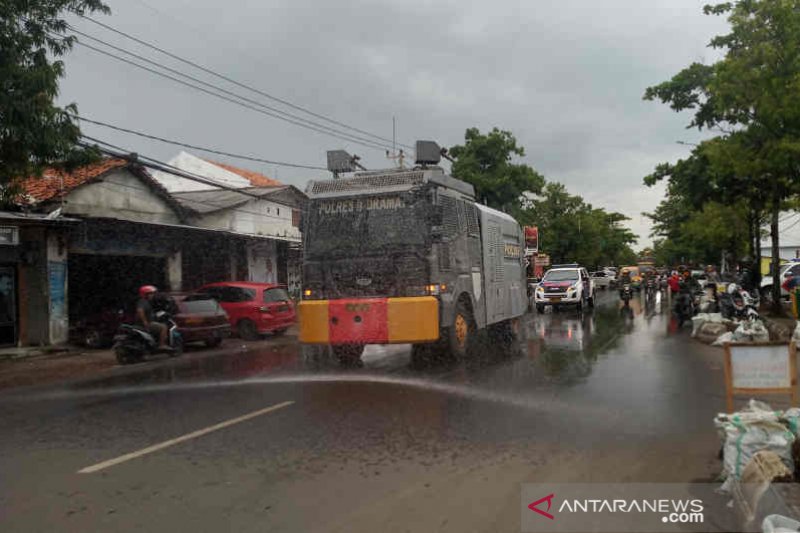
[448,298,475,360]
[488,318,522,355]
[536,304,545,313]
[333,344,364,367]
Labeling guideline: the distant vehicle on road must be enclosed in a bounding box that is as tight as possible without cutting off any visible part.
[590,271,614,289]
[535,265,595,313]
[198,282,296,340]
[619,266,642,290]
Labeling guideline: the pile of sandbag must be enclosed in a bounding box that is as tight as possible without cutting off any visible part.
[715,400,799,493]
[690,313,741,344]
[708,317,770,345]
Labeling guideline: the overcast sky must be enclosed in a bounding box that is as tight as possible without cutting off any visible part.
[59,0,730,247]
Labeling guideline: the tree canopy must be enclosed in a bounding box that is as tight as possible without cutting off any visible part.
[643,0,800,307]
[449,127,545,213]
[449,127,638,269]
[0,0,108,202]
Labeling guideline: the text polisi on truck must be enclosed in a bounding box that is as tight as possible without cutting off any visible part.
[299,141,527,366]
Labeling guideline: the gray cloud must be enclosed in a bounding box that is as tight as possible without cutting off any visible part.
[59,0,728,246]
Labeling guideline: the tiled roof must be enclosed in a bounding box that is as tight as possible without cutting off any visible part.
[22,158,129,203]
[204,159,282,187]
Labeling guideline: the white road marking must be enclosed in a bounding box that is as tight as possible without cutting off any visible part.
[77,400,295,474]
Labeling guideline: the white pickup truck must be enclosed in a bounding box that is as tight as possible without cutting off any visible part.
[535,265,595,313]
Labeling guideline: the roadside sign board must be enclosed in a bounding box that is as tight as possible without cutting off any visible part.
[723,342,798,412]
[524,226,538,253]
[534,255,550,267]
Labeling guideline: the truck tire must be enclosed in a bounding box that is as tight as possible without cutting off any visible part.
[536,304,545,313]
[332,344,364,367]
[447,298,475,360]
[488,318,522,356]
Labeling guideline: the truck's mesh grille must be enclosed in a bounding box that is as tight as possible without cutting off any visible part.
[309,171,424,195]
[440,196,460,238]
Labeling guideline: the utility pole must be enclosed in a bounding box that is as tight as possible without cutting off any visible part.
[385,116,405,169]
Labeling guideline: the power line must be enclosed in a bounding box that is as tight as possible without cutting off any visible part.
[90,179,296,227]
[69,39,391,152]
[72,115,327,171]
[80,135,271,199]
[67,27,397,152]
[80,135,309,230]
[76,14,415,151]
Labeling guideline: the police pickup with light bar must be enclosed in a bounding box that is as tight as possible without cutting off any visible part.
[534,264,595,313]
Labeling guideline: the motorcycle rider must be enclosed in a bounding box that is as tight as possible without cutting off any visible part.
[679,270,700,293]
[668,270,681,295]
[136,285,171,351]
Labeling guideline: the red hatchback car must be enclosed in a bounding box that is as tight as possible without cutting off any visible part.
[197,282,296,340]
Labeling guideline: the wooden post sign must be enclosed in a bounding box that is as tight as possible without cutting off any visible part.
[723,341,798,413]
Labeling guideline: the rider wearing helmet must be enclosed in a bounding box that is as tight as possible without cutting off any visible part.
[680,269,700,293]
[136,285,169,349]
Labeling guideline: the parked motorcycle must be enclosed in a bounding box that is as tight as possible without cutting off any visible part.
[112,310,184,364]
[719,282,760,321]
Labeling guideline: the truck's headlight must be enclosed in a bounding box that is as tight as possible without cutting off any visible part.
[536,287,544,294]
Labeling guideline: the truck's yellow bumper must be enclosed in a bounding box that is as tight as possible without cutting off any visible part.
[298,296,439,345]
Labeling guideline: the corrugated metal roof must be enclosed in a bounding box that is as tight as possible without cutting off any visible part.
[171,186,289,213]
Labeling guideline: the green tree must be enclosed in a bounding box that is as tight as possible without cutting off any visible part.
[644,0,800,310]
[449,127,545,213]
[520,182,637,268]
[0,0,109,203]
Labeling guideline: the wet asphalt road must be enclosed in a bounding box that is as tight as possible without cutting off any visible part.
[0,291,730,532]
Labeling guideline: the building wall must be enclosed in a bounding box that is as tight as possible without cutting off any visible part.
[191,198,300,241]
[247,241,278,284]
[62,169,181,225]
[46,231,68,344]
[17,226,63,346]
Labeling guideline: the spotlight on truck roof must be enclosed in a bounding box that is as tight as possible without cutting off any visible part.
[415,141,442,166]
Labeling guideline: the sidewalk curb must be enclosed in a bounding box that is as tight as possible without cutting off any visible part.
[0,334,301,397]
